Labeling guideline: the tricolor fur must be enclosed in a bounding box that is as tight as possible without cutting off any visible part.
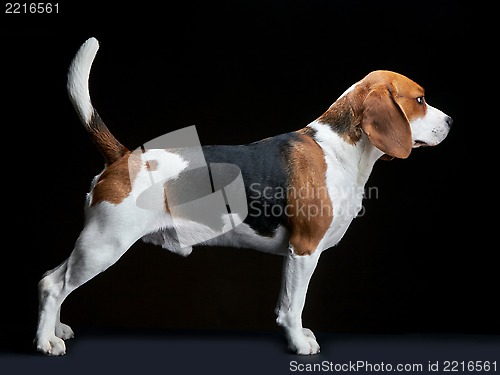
[35,37,452,355]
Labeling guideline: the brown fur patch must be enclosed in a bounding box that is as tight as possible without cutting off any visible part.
[164,185,171,213]
[366,71,426,122]
[146,159,158,171]
[316,92,363,144]
[88,111,129,166]
[90,151,141,206]
[316,70,427,159]
[287,131,333,256]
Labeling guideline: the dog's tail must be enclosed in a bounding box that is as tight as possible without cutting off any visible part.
[67,37,128,166]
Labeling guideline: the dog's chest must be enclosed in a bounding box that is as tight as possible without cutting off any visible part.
[309,123,376,251]
[319,152,365,250]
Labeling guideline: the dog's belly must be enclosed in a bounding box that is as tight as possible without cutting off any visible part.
[204,222,290,255]
[142,221,290,256]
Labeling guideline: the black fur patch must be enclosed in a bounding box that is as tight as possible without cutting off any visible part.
[202,132,300,237]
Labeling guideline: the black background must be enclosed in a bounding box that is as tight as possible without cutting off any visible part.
[1,0,498,366]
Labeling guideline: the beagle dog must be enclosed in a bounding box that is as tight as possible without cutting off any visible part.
[35,37,452,356]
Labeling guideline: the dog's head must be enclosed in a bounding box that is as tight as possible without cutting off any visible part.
[320,70,453,159]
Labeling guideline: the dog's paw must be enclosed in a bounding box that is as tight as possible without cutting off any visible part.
[288,328,320,355]
[56,322,75,340]
[35,335,67,356]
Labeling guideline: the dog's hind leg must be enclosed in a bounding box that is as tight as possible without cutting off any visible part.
[35,260,75,341]
[34,259,70,355]
[55,304,74,340]
[35,202,150,356]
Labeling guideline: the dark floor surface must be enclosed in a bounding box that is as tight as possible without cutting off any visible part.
[1,327,499,375]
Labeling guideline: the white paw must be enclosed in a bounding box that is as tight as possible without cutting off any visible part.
[302,328,317,340]
[36,335,67,356]
[56,322,75,340]
[288,328,320,355]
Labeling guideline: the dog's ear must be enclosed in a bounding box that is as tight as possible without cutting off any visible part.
[361,85,412,159]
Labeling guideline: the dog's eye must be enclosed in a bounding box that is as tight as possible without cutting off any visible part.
[416,96,425,105]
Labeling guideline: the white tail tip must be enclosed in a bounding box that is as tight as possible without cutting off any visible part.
[67,37,100,124]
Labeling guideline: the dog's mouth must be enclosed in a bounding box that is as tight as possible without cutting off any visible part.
[413,140,429,148]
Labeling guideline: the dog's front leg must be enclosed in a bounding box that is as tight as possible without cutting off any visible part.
[276,247,321,355]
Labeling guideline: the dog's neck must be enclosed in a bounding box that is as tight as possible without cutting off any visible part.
[316,93,363,145]
[356,133,385,185]
[307,92,384,187]
[307,120,383,188]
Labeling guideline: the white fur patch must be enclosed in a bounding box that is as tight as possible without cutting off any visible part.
[307,121,383,250]
[67,37,99,124]
[410,103,451,147]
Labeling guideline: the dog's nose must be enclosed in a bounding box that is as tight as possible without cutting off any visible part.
[446,116,453,128]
